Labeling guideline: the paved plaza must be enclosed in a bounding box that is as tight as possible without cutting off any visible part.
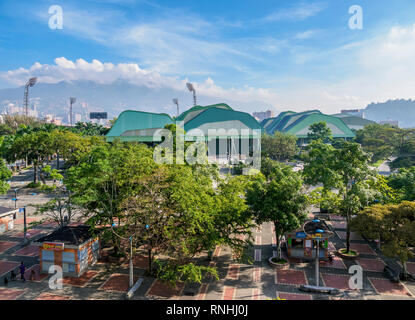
[0,169,414,300]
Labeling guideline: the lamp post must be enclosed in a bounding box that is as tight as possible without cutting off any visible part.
[299,219,338,294]
[24,77,37,117]
[23,206,28,245]
[129,236,133,288]
[172,98,179,117]
[186,82,197,106]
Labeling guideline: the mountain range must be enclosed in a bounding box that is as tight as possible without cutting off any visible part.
[0,80,414,128]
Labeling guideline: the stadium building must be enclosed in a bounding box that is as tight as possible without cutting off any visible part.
[106,104,262,164]
[261,110,356,144]
[331,113,375,131]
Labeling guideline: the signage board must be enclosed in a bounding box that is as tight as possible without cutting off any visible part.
[296,232,307,239]
[89,112,108,119]
[43,242,65,251]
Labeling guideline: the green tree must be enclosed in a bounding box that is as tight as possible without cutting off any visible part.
[65,140,156,255]
[307,121,332,142]
[8,131,54,183]
[388,167,415,201]
[0,140,12,194]
[351,202,415,278]
[303,140,375,253]
[32,186,78,228]
[261,132,298,162]
[246,159,308,259]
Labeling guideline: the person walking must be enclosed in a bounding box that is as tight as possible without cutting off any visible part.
[19,262,26,282]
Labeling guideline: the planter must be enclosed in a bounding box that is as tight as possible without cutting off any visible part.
[268,257,289,269]
[337,248,359,260]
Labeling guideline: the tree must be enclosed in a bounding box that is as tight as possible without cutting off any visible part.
[307,121,332,142]
[303,140,375,253]
[120,163,252,285]
[8,131,54,183]
[0,148,11,194]
[261,132,298,162]
[32,186,79,228]
[65,140,157,255]
[388,167,415,201]
[246,159,308,260]
[351,202,415,278]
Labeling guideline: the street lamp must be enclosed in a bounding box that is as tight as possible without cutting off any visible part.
[172,98,179,117]
[186,82,197,106]
[299,219,338,294]
[24,77,37,117]
[69,97,76,126]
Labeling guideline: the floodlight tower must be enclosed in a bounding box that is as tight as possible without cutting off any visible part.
[24,77,37,116]
[172,98,179,117]
[69,97,76,126]
[186,82,197,106]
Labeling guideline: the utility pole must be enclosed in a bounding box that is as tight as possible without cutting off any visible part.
[129,236,133,288]
[23,206,28,245]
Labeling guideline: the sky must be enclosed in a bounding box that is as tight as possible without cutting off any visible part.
[1,0,415,113]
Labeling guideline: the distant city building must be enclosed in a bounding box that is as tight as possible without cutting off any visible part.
[340,109,363,118]
[52,118,62,126]
[379,120,399,127]
[74,113,82,123]
[253,110,274,122]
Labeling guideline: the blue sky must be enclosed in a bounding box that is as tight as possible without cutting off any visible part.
[1,0,415,113]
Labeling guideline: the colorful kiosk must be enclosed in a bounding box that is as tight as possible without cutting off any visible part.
[285,219,333,261]
[34,225,100,277]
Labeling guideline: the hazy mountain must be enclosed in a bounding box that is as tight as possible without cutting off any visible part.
[0,80,276,122]
[363,99,415,128]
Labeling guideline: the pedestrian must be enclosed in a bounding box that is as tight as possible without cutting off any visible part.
[10,270,16,281]
[19,262,25,282]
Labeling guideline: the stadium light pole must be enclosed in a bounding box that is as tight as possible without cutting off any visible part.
[172,98,179,117]
[24,77,37,116]
[186,82,197,106]
[69,97,76,126]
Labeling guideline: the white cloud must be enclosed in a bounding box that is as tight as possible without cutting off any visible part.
[262,2,326,22]
[0,57,280,108]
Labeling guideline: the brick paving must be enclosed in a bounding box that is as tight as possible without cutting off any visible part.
[277,292,312,300]
[62,271,98,287]
[350,244,377,255]
[99,274,138,293]
[0,288,25,300]
[357,258,386,272]
[0,241,19,254]
[275,269,307,286]
[369,278,412,297]
[0,260,20,276]
[146,280,184,299]
[13,245,39,257]
[321,273,356,290]
[36,292,71,300]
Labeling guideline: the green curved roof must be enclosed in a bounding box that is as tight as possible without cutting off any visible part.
[106,110,173,142]
[331,114,375,129]
[264,110,355,139]
[184,106,262,139]
[176,103,233,122]
[265,110,320,134]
